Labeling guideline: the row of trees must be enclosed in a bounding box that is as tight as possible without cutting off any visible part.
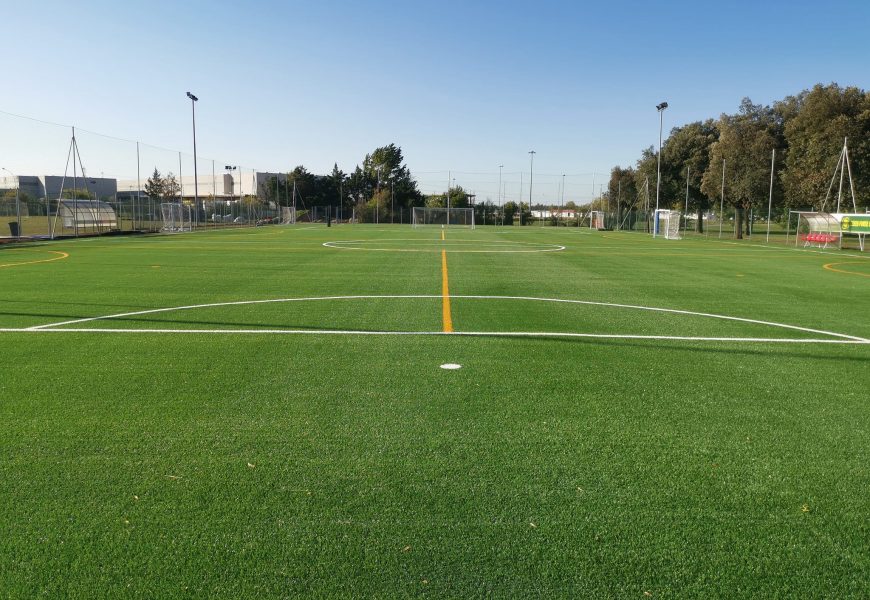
[144,169,182,203]
[605,83,869,238]
[260,144,534,224]
[260,143,426,222]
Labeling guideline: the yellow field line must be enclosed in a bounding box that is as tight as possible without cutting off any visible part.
[441,229,445,241]
[823,261,870,277]
[0,250,69,268]
[441,249,453,333]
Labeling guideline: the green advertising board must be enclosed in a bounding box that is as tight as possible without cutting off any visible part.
[840,214,870,233]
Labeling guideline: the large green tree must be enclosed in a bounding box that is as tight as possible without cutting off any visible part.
[425,185,470,208]
[701,99,781,238]
[607,166,637,229]
[661,120,719,232]
[144,168,165,201]
[778,83,870,211]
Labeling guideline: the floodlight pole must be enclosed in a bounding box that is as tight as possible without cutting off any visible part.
[766,149,775,243]
[498,164,503,207]
[528,150,535,226]
[654,101,668,237]
[1,168,20,239]
[186,92,199,229]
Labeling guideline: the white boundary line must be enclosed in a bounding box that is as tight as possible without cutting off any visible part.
[323,240,566,253]
[15,294,868,342]
[1,327,867,344]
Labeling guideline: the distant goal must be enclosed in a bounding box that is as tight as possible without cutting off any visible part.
[161,203,192,232]
[412,207,475,229]
[654,209,682,239]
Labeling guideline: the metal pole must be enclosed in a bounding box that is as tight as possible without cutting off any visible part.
[72,127,79,237]
[836,138,847,213]
[187,93,199,228]
[719,159,725,239]
[136,141,141,231]
[766,149,775,243]
[684,166,690,234]
[528,150,535,226]
[178,151,183,203]
[212,160,216,228]
[518,172,522,226]
[617,178,621,231]
[654,107,665,236]
[447,170,450,211]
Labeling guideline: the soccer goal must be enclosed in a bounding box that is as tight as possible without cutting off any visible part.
[654,209,682,239]
[412,207,475,229]
[280,206,296,225]
[161,203,192,232]
[589,210,606,230]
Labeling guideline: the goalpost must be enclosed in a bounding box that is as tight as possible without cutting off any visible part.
[412,207,475,229]
[589,210,606,230]
[280,206,296,225]
[161,203,192,232]
[654,209,682,240]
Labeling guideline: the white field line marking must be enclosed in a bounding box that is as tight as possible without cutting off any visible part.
[21,294,868,341]
[323,240,565,253]
[719,240,870,260]
[1,328,868,344]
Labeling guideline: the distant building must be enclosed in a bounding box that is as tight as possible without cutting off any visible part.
[531,209,577,219]
[0,175,117,200]
[116,171,287,201]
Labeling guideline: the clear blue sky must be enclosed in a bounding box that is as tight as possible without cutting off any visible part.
[2,0,868,203]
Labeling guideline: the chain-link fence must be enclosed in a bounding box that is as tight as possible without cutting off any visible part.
[0,111,283,240]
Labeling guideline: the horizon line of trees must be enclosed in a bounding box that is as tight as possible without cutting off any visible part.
[601,83,869,238]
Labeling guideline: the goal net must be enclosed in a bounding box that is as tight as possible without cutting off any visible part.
[279,206,298,224]
[590,210,606,230]
[412,207,475,229]
[161,203,192,232]
[654,209,681,239]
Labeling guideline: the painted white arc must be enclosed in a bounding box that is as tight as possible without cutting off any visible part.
[23,294,867,342]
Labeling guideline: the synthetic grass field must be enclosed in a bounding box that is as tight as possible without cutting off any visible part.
[1,224,868,597]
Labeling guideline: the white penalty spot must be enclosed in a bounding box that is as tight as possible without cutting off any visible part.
[440,363,462,370]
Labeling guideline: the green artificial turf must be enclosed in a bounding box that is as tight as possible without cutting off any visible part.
[1,224,868,598]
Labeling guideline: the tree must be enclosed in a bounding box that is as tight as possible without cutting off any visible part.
[361,144,422,211]
[779,84,870,210]
[61,188,94,200]
[661,120,719,232]
[144,168,165,201]
[163,173,181,202]
[502,201,518,225]
[701,99,781,238]
[607,166,637,229]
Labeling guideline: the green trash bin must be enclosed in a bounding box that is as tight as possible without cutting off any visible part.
[8,222,19,237]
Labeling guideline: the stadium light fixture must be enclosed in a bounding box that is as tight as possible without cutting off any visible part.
[654,101,668,236]
[1,167,20,239]
[186,92,199,224]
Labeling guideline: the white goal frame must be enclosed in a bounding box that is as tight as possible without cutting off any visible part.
[589,210,606,230]
[161,203,192,232]
[412,207,475,229]
[654,209,682,239]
